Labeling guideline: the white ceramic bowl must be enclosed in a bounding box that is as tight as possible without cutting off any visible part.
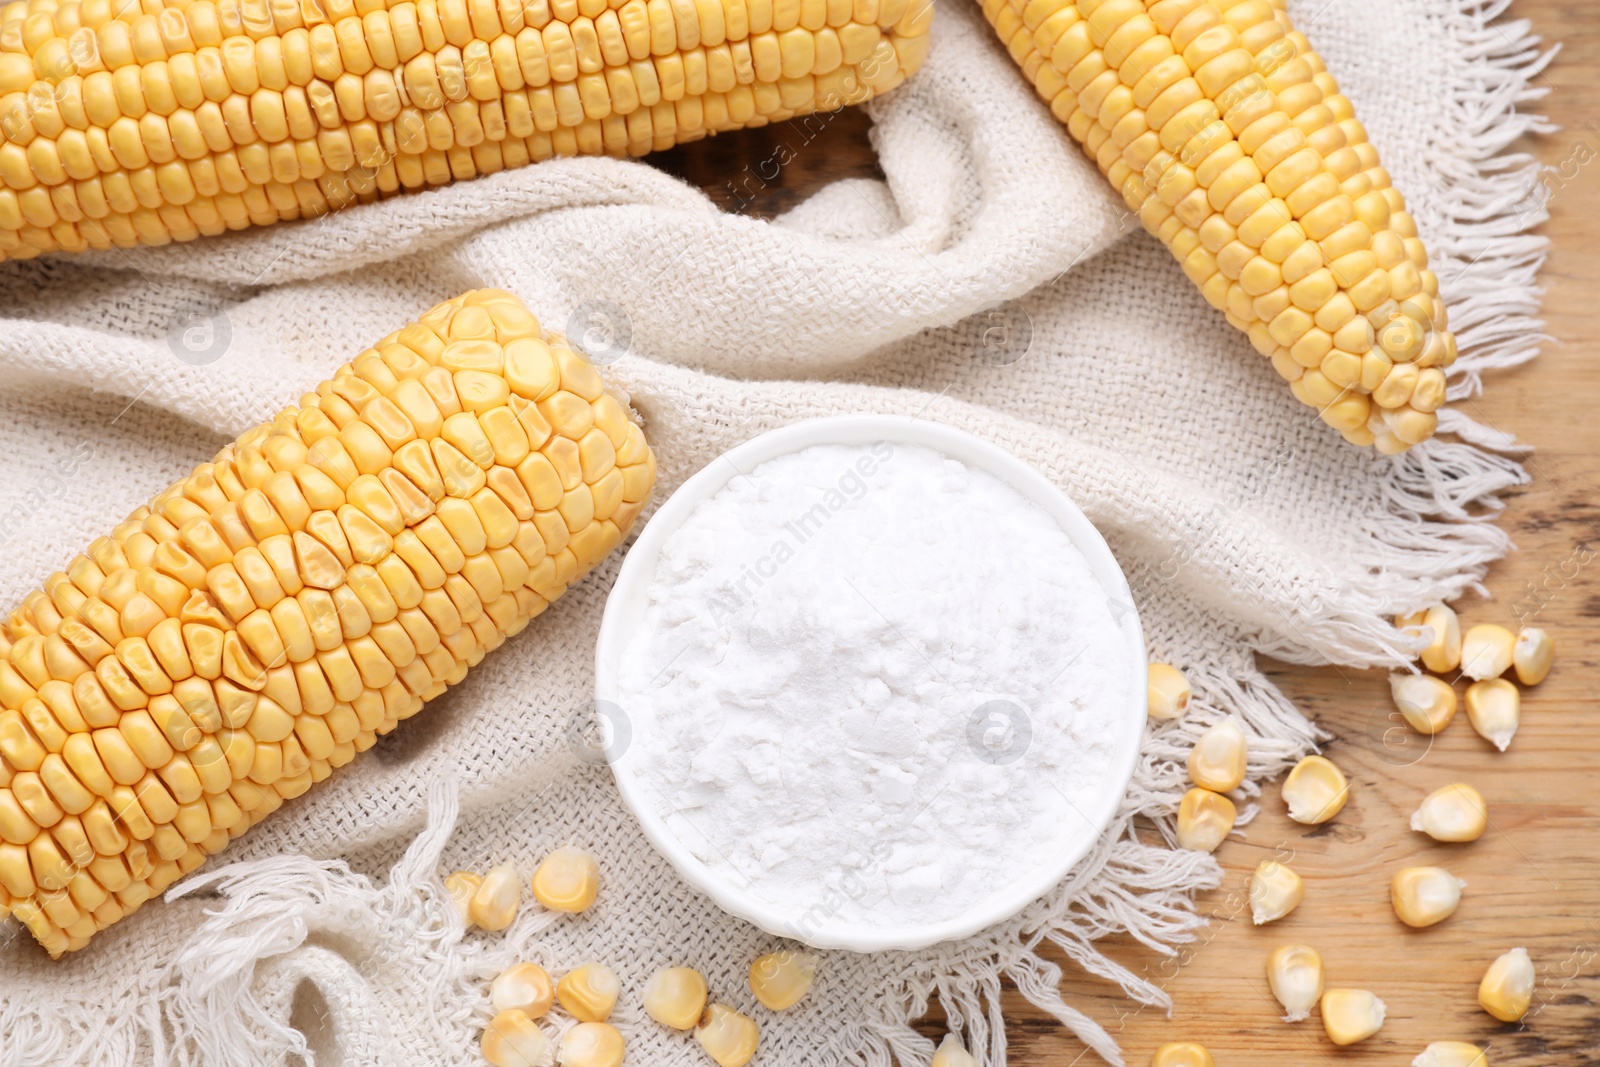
[594,415,1147,952]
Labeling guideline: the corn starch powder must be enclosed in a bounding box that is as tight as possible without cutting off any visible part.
[618,443,1129,928]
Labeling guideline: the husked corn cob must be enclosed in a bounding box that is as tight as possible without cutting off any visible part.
[0,0,933,260]
[0,289,656,956]
[980,0,1458,452]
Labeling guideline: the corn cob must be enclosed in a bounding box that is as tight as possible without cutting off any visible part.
[0,0,934,261]
[0,288,656,956]
[981,0,1457,452]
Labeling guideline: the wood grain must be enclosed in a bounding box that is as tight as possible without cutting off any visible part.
[651,2,1600,1063]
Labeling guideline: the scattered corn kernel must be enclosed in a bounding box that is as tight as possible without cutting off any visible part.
[1389,673,1458,734]
[557,963,621,1023]
[1391,866,1466,928]
[1250,861,1305,925]
[1413,1041,1489,1067]
[481,1009,553,1067]
[1461,624,1515,681]
[470,864,523,932]
[1478,947,1534,1022]
[493,963,556,1020]
[532,846,601,914]
[1512,628,1554,686]
[932,1034,978,1067]
[1281,756,1350,825]
[1411,784,1488,843]
[1405,604,1462,673]
[1321,988,1387,1046]
[1176,788,1236,853]
[1150,1042,1214,1067]
[1188,719,1248,792]
[1465,679,1521,751]
[644,967,708,1031]
[1148,664,1193,721]
[695,1003,760,1067]
[557,1022,625,1067]
[1267,945,1325,1022]
[749,949,819,1011]
[445,870,483,926]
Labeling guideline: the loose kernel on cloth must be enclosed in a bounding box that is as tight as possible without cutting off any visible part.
[0,290,656,957]
[644,966,708,1031]
[531,845,600,913]
[931,1034,978,1067]
[1176,787,1235,853]
[695,1003,760,1067]
[748,950,819,1011]
[556,962,621,1023]
[1146,662,1192,721]
[493,963,556,1019]
[1187,718,1247,792]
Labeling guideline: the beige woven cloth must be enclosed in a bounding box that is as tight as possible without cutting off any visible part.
[0,0,1550,1063]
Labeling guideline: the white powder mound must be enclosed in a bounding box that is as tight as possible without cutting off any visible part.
[617,442,1130,930]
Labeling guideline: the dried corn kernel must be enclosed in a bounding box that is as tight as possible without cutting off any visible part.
[557,963,621,1023]
[932,1034,978,1067]
[1321,988,1386,1046]
[749,949,818,1011]
[1391,866,1466,928]
[1414,1042,1489,1067]
[644,966,708,1031]
[1150,1043,1214,1067]
[557,1022,625,1067]
[1188,719,1247,793]
[1176,788,1235,853]
[1465,679,1520,751]
[482,1009,553,1067]
[1478,947,1534,1022]
[1512,628,1553,686]
[493,963,556,1020]
[532,845,600,914]
[696,1004,760,1067]
[0,291,656,956]
[1249,861,1304,925]
[1281,755,1349,825]
[1267,944,1324,1022]
[445,870,482,925]
[1402,604,1462,673]
[1460,624,1515,681]
[1389,673,1458,734]
[471,864,523,932]
[1411,784,1488,843]
[1147,663,1192,721]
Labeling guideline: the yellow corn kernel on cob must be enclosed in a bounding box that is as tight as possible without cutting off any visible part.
[0,0,934,261]
[982,0,1456,453]
[0,288,656,957]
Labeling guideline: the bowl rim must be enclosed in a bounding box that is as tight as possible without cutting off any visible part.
[594,414,1148,952]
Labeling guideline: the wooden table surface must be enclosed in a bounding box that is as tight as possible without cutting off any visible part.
[654,2,1600,1064]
